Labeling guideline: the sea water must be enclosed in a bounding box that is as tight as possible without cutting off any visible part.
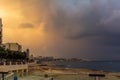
[40,61,120,72]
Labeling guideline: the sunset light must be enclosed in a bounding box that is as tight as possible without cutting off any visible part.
[1,0,120,60]
[0,9,8,18]
[1,0,120,80]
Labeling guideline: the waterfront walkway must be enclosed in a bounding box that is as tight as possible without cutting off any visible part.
[0,62,28,76]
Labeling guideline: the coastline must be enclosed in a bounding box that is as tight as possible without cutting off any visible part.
[24,64,120,80]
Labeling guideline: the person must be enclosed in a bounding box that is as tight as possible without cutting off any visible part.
[14,75,18,80]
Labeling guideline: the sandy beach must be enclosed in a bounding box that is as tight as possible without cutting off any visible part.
[21,64,120,80]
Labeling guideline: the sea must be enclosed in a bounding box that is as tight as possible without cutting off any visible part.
[19,61,120,80]
[40,61,120,72]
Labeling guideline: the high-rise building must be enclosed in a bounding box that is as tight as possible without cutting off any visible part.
[0,18,2,44]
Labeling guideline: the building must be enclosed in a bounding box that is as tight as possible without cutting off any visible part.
[0,18,2,44]
[4,43,22,52]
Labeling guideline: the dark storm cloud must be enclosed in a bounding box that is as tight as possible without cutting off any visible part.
[47,0,120,49]
[20,0,120,60]
[19,23,34,28]
[34,0,120,40]
[102,33,120,46]
[20,0,120,38]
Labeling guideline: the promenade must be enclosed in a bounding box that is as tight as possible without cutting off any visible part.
[0,62,28,76]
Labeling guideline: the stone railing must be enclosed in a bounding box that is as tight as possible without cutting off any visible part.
[0,62,28,72]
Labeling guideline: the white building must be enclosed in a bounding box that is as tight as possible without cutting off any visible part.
[4,43,22,52]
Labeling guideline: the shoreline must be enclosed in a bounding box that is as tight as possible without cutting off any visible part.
[29,64,120,73]
[38,60,120,72]
[19,64,120,80]
[30,65,120,75]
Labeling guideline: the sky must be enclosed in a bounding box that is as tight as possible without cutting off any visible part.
[0,0,120,60]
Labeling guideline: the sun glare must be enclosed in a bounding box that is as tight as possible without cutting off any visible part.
[0,9,8,18]
[0,9,22,20]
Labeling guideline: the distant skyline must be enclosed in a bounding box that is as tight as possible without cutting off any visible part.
[1,0,120,60]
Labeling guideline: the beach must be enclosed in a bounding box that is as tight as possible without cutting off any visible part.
[19,64,120,80]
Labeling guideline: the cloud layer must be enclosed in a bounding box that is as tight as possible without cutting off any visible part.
[2,0,120,60]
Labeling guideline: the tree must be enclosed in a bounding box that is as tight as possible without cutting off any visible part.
[0,47,27,61]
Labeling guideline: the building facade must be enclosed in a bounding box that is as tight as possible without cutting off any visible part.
[4,43,22,52]
[0,18,2,44]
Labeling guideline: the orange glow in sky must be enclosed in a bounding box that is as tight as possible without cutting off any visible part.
[0,9,8,18]
[0,1,48,57]
[1,0,120,60]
